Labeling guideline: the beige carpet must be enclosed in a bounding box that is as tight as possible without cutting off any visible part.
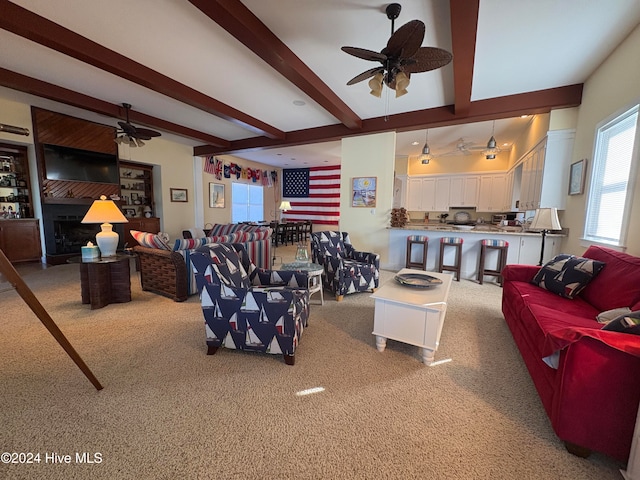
[0,247,625,479]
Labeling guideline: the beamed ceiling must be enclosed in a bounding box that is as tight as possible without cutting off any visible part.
[0,0,639,167]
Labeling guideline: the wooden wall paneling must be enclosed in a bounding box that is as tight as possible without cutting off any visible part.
[31,107,120,203]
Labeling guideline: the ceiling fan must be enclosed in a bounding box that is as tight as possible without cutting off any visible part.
[436,136,502,158]
[341,3,452,98]
[115,103,161,147]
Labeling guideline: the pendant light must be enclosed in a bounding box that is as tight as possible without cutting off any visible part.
[419,130,432,164]
[484,121,499,159]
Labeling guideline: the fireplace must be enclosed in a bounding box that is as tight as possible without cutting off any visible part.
[42,203,124,264]
[52,218,100,255]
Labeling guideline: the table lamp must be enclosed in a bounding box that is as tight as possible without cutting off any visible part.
[529,208,561,266]
[81,195,129,257]
[279,200,291,222]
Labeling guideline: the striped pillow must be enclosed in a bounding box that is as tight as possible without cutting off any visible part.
[131,230,171,250]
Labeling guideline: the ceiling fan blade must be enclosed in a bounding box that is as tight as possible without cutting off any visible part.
[117,121,136,135]
[402,47,453,73]
[135,128,161,138]
[384,20,425,58]
[341,46,386,63]
[347,67,385,85]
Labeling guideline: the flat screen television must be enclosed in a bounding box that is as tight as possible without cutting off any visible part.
[43,144,119,184]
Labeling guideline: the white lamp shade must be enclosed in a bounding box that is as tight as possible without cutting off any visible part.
[279,201,292,211]
[81,195,128,257]
[529,208,561,231]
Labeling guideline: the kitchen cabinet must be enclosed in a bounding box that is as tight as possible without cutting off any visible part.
[434,177,450,211]
[518,130,575,212]
[0,219,42,262]
[477,174,507,212]
[449,175,478,208]
[119,161,155,219]
[407,177,436,211]
[517,234,561,266]
[123,217,160,249]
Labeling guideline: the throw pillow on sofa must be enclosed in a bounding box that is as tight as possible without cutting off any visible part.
[131,230,171,250]
[531,254,605,299]
[597,307,632,324]
[602,311,640,335]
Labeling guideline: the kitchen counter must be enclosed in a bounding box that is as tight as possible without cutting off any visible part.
[392,223,546,235]
[386,226,565,280]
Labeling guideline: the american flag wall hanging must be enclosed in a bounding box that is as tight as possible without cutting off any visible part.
[282,165,341,226]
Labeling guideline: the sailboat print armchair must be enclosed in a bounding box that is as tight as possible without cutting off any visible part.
[190,243,310,365]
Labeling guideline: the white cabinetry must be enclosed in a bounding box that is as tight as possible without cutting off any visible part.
[517,235,561,265]
[449,175,478,207]
[518,129,575,212]
[434,177,450,211]
[477,174,507,212]
[407,177,436,211]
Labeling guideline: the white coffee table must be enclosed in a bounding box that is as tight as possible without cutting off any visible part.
[371,269,452,365]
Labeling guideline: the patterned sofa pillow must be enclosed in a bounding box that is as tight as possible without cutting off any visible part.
[131,230,171,250]
[602,311,640,335]
[531,254,605,299]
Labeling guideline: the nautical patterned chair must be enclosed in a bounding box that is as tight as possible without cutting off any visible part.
[310,231,380,301]
[190,243,310,365]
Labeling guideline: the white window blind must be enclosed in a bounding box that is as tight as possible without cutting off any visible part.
[584,105,638,246]
[231,183,264,223]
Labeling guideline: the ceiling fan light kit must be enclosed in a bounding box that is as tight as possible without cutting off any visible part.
[115,103,161,147]
[341,3,452,98]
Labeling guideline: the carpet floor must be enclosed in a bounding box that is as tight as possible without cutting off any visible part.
[0,247,626,479]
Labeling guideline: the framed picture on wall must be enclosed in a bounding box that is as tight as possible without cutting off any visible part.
[209,183,225,208]
[352,177,377,207]
[569,159,587,195]
[170,188,188,202]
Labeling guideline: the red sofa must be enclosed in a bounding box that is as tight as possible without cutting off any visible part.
[502,245,640,461]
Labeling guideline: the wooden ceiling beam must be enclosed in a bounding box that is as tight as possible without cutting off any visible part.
[449,0,480,117]
[188,0,362,130]
[194,84,583,156]
[0,68,230,148]
[0,0,283,140]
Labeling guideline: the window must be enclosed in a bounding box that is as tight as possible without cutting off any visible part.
[584,105,639,246]
[231,183,264,223]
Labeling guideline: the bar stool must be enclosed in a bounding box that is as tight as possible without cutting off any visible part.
[478,239,509,286]
[406,235,428,270]
[439,237,463,281]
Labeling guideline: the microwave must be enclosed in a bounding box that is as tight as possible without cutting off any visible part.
[491,214,507,224]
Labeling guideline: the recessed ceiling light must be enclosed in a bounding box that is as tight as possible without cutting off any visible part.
[411,141,419,146]
[520,115,529,118]
[293,100,306,106]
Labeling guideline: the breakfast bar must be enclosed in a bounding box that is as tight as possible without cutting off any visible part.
[386,225,564,281]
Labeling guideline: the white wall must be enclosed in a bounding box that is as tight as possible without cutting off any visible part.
[340,132,396,267]
[563,23,640,256]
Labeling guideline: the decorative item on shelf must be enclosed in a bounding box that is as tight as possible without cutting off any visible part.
[81,241,100,260]
[81,195,129,257]
[529,207,562,266]
[143,206,152,218]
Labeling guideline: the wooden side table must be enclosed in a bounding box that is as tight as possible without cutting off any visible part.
[68,254,132,309]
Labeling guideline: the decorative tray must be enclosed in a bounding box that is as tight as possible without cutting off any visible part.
[395,273,443,288]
